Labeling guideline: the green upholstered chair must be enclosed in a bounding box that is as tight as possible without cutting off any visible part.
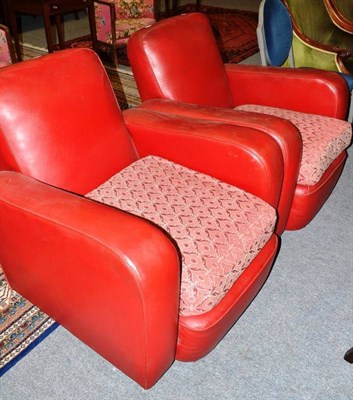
[257,0,353,122]
[324,0,353,33]
[283,0,353,75]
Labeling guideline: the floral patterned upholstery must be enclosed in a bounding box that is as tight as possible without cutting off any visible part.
[94,0,155,44]
[235,105,352,186]
[87,156,276,316]
[0,25,14,68]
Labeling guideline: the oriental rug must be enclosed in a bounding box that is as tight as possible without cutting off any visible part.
[0,266,58,376]
[171,4,259,64]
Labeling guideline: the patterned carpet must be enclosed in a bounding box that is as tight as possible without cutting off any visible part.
[0,266,57,376]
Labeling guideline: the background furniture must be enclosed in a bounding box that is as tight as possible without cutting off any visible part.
[0,0,8,24]
[6,0,95,61]
[169,0,201,15]
[127,12,352,233]
[0,24,16,66]
[0,48,284,388]
[324,0,353,33]
[257,0,353,122]
[91,0,155,66]
[283,0,353,74]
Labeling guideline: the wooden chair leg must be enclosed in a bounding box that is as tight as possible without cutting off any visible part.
[55,14,65,49]
[172,0,178,15]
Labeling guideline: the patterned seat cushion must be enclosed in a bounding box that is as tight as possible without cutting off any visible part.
[86,156,276,316]
[235,105,352,186]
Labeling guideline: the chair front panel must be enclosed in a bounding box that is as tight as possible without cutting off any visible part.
[0,25,14,67]
[94,2,114,43]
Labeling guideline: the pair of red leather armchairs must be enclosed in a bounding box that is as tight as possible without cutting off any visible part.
[0,12,351,390]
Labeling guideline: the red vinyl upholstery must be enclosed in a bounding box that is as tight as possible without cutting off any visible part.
[127,12,352,232]
[0,49,284,388]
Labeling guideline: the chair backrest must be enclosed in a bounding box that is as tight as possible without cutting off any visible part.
[0,24,16,67]
[323,0,353,34]
[257,0,294,67]
[128,12,234,108]
[94,0,155,44]
[0,48,137,194]
[284,0,353,47]
[333,0,353,22]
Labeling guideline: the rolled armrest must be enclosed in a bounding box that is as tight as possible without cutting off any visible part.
[225,64,349,119]
[0,171,180,389]
[123,108,284,210]
[135,99,302,234]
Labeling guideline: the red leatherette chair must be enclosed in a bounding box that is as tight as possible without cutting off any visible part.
[127,12,352,232]
[0,49,284,388]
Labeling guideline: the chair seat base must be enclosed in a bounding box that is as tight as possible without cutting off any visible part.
[285,151,347,230]
[176,235,278,361]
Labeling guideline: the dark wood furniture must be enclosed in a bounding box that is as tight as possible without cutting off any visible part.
[0,0,9,24]
[169,0,201,15]
[6,0,95,61]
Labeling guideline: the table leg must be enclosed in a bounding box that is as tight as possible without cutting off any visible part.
[55,14,65,48]
[87,0,97,51]
[172,0,177,15]
[42,2,55,53]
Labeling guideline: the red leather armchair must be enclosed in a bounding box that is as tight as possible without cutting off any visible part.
[0,49,284,388]
[127,12,352,233]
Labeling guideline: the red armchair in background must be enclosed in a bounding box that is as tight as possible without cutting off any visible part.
[127,12,352,233]
[0,49,284,388]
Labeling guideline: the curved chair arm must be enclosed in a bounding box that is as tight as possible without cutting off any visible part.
[324,0,353,34]
[123,108,284,211]
[0,171,180,389]
[224,64,350,119]
[132,99,301,235]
